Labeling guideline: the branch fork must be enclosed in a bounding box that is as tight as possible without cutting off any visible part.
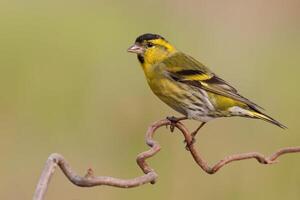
[33,119,300,200]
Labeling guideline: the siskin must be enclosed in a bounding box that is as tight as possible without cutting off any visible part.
[128,33,286,140]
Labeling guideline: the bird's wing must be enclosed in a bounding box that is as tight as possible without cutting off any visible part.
[162,52,263,110]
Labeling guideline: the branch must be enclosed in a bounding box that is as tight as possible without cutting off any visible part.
[33,119,300,200]
[145,119,300,174]
[33,153,158,200]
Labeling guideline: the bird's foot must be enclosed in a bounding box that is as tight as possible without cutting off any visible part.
[183,136,196,151]
[166,116,186,132]
[166,116,178,132]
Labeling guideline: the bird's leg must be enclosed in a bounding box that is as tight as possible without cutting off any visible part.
[191,122,206,141]
[166,116,187,132]
[184,122,206,150]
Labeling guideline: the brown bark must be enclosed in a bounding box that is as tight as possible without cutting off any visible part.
[33,119,300,200]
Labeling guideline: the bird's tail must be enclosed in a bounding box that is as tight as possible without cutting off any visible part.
[250,110,287,129]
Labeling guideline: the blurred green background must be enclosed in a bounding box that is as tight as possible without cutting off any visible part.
[1,0,300,199]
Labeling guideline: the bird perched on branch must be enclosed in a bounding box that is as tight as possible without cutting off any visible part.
[128,33,286,142]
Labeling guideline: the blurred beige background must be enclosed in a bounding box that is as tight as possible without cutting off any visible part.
[0,0,300,199]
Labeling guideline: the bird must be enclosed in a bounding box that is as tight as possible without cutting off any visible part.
[127,33,286,142]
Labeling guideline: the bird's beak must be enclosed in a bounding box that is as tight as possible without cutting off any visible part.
[127,44,144,54]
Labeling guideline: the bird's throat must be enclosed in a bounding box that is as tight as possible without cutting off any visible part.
[137,55,145,64]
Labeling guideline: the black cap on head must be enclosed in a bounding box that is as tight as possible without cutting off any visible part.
[135,33,165,43]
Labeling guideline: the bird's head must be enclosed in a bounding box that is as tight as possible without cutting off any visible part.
[127,33,177,68]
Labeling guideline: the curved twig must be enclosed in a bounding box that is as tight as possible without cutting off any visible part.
[33,119,300,200]
[33,153,158,200]
[144,119,300,174]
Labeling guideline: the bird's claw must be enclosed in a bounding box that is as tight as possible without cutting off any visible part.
[166,116,179,132]
[183,136,196,151]
[165,124,175,132]
[166,116,179,123]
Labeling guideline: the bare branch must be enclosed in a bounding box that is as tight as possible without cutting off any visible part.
[146,119,300,174]
[33,119,300,200]
[33,153,158,200]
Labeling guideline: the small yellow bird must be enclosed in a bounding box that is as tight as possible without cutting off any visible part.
[128,33,286,140]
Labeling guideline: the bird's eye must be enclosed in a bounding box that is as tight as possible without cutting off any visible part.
[147,42,154,48]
